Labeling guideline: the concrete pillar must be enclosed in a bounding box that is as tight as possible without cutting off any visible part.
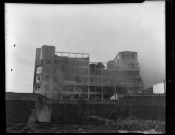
[101,87,104,100]
[78,88,80,99]
[115,87,116,100]
[88,86,90,100]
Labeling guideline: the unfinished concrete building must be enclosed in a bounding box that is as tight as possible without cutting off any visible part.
[33,45,144,100]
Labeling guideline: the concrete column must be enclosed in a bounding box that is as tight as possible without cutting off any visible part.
[115,87,116,100]
[78,88,80,99]
[101,87,104,100]
[88,86,90,100]
[58,88,61,100]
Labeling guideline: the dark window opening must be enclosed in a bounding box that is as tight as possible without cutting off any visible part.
[40,60,44,65]
[45,66,50,73]
[36,84,40,91]
[36,76,41,81]
[54,76,57,82]
[132,54,135,59]
[54,60,57,64]
[45,75,49,82]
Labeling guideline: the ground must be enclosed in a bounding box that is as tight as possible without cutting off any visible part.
[6,118,165,133]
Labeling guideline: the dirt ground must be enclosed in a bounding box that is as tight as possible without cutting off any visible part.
[6,122,164,133]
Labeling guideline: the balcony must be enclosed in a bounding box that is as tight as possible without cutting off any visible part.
[119,63,140,71]
[55,51,90,59]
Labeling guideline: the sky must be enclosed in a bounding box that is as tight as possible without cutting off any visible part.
[5,2,165,93]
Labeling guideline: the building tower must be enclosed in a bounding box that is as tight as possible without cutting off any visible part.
[113,51,144,94]
[33,45,55,98]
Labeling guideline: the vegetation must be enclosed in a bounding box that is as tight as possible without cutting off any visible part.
[6,116,165,133]
[87,115,165,133]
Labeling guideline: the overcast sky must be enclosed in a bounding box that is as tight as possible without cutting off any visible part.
[5,2,165,93]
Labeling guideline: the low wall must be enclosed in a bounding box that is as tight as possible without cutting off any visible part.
[52,103,128,122]
[119,94,165,121]
[52,101,165,122]
[6,100,35,123]
[6,93,165,123]
[128,105,165,121]
[119,94,165,107]
[6,92,37,123]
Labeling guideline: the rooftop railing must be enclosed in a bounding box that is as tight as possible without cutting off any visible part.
[55,51,90,58]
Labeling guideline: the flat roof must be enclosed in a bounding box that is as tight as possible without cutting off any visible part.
[118,51,137,54]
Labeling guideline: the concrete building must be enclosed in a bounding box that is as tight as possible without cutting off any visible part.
[107,51,144,94]
[33,45,144,99]
[153,81,166,94]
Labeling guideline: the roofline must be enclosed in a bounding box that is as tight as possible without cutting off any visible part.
[118,51,137,54]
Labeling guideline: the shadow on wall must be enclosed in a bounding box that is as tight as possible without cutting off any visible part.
[34,96,52,122]
[36,104,51,122]
[28,109,36,123]
[27,105,52,123]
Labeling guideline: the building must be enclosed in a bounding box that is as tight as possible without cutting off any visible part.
[153,81,166,94]
[143,87,153,94]
[107,51,144,94]
[33,45,144,100]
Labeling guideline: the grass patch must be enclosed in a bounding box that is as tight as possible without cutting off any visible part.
[87,115,165,133]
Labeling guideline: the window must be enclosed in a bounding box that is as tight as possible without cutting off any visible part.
[36,84,40,91]
[128,64,136,69]
[54,76,57,82]
[54,60,57,64]
[45,66,50,73]
[36,76,41,83]
[54,67,57,73]
[40,50,42,60]
[122,55,125,60]
[40,60,44,65]
[37,76,40,81]
[36,67,42,74]
[126,55,128,59]
[111,80,113,84]
[132,54,135,59]
[45,75,49,82]
[131,64,135,69]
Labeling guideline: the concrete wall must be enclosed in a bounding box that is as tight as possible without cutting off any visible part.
[52,101,129,122]
[35,95,52,122]
[51,96,165,122]
[119,95,165,107]
[6,100,35,123]
[119,95,165,121]
[6,93,165,123]
[6,93,52,123]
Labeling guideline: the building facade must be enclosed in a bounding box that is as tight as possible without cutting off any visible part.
[33,45,143,99]
[153,81,166,94]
